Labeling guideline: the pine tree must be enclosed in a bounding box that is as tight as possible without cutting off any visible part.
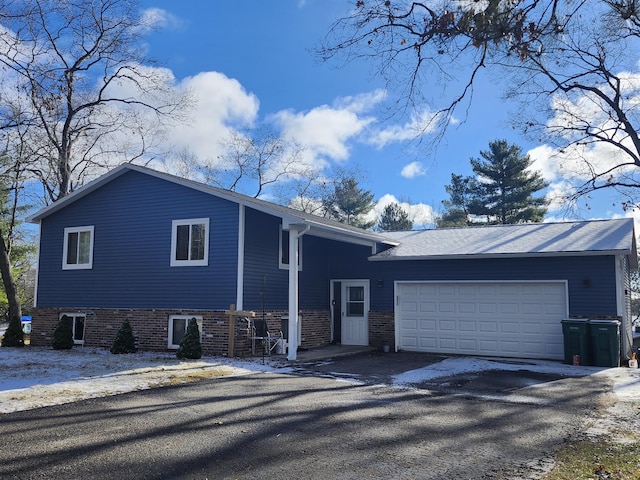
[377,202,413,231]
[52,315,74,350]
[176,318,202,360]
[1,315,24,347]
[437,174,476,227]
[110,319,137,354]
[437,140,548,227]
[323,177,375,229]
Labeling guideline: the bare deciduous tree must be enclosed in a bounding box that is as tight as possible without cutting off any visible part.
[201,128,309,199]
[0,0,186,203]
[319,1,640,207]
[0,0,187,336]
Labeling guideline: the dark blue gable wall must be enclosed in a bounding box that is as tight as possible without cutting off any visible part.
[242,209,330,310]
[36,171,239,309]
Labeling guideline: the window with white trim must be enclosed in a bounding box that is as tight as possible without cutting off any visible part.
[60,313,86,345]
[63,226,94,270]
[168,315,203,349]
[279,225,302,270]
[170,218,209,266]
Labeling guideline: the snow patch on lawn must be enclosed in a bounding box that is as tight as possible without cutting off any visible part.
[0,346,638,417]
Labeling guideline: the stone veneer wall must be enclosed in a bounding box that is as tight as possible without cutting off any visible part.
[30,307,331,356]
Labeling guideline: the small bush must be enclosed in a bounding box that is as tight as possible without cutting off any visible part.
[176,318,202,360]
[110,319,137,354]
[52,315,74,350]
[1,316,24,347]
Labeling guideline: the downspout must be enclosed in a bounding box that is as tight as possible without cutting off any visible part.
[287,224,309,361]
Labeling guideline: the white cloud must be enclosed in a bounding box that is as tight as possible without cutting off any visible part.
[166,71,260,162]
[368,193,435,228]
[368,107,445,148]
[401,161,427,179]
[139,8,183,32]
[273,97,377,168]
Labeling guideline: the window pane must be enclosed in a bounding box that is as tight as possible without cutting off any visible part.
[67,232,79,265]
[347,302,365,316]
[172,318,187,345]
[73,316,85,341]
[349,287,364,302]
[190,224,205,261]
[78,231,91,264]
[175,225,190,261]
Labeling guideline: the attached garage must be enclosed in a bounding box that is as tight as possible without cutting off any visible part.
[395,281,568,360]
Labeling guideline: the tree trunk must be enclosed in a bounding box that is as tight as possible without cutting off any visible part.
[0,233,21,323]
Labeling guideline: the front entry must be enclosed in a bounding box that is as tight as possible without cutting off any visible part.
[339,280,369,346]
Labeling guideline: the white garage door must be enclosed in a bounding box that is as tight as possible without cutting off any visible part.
[396,281,568,360]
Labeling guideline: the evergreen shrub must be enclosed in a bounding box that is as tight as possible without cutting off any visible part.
[110,319,137,354]
[52,315,74,350]
[1,315,24,347]
[176,318,202,359]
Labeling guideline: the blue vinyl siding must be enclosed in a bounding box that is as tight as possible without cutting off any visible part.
[352,255,618,317]
[242,209,332,310]
[36,170,239,309]
[242,208,287,310]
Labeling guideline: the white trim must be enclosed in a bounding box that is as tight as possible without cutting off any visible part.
[167,315,203,349]
[615,255,631,358]
[33,222,41,307]
[62,225,94,270]
[236,205,245,310]
[170,218,210,267]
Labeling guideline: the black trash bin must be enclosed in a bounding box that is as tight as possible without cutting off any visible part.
[561,318,590,365]
[589,319,620,367]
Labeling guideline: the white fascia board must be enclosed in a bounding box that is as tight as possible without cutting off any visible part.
[368,250,632,262]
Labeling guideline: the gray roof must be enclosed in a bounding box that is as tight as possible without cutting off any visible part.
[27,163,395,248]
[372,219,638,267]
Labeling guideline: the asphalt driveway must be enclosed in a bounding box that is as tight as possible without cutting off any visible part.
[0,352,613,480]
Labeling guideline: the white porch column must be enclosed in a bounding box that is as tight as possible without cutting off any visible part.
[287,225,305,361]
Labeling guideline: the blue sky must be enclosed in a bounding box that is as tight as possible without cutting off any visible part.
[137,0,630,226]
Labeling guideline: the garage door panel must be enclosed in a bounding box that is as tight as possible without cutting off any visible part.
[419,319,436,330]
[439,319,456,331]
[479,303,497,314]
[500,322,519,333]
[479,321,498,332]
[397,281,566,360]
[420,302,436,312]
[459,320,476,332]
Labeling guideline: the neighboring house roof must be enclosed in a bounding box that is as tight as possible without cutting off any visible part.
[372,219,638,267]
[26,163,395,248]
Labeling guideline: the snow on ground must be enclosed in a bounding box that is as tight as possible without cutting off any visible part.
[0,346,291,414]
[0,346,638,416]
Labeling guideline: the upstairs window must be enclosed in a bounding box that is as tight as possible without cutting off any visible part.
[279,225,303,270]
[63,226,94,270]
[171,218,209,266]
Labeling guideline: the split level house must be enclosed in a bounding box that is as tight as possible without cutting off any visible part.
[27,163,638,363]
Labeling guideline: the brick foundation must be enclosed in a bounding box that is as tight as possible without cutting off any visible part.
[368,310,395,350]
[30,307,332,357]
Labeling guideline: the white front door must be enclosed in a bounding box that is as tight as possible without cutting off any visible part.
[341,280,369,346]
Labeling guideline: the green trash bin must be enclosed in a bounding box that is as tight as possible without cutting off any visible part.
[561,318,590,365]
[589,320,620,367]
